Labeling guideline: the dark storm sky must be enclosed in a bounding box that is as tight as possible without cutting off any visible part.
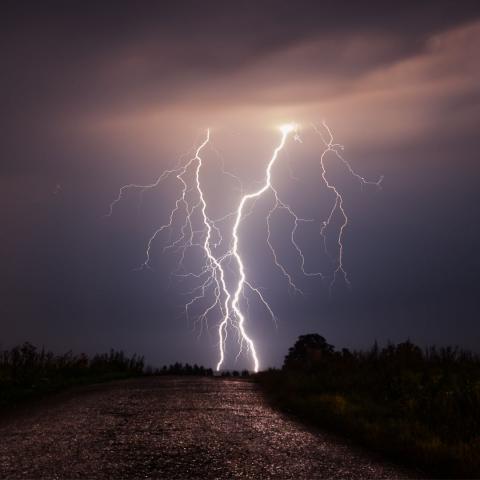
[1,0,479,369]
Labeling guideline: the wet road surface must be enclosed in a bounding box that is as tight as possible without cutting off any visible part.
[0,377,415,479]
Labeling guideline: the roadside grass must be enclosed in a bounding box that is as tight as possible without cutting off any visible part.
[256,336,480,478]
[0,345,221,408]
[0,342,144,408]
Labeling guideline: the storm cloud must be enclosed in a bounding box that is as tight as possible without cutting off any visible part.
[1,0,479,369]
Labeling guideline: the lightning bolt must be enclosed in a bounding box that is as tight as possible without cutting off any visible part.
[228,124,295,372]
[107,122,380,373]
[312,121,383,292]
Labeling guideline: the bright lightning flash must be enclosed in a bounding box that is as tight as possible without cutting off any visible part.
[107,122,381,372]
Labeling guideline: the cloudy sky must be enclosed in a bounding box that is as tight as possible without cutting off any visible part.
[1,0,479,369]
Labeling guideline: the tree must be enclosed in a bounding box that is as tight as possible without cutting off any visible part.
[283,334,335,370]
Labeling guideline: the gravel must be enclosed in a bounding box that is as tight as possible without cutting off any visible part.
[0,377,416,479]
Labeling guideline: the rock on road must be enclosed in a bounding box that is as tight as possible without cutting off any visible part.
[0,377,414,479]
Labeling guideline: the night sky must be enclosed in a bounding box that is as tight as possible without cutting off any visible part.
[1,0,479,370]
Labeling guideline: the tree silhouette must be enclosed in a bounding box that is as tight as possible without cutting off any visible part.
[284,334,335,370]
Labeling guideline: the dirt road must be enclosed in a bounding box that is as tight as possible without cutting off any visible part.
[0,377,414,479]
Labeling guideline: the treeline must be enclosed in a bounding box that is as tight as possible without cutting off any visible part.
[146,362,250,377]
[257,334,480,478]
[146,362,213,376]
[0,342,144,407]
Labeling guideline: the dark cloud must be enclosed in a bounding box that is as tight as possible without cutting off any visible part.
[3,0,480,118]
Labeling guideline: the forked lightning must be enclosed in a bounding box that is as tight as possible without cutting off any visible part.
[107,122,381,372]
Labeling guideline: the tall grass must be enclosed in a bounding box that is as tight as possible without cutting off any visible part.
[256,335,480,478]
[0,342,144,407]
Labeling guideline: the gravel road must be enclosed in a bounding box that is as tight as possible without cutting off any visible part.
[0,377,415,479]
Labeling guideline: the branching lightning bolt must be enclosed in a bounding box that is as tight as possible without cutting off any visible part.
[228,124,295,372]
[312,121,383,292]
[107,122,381,372]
